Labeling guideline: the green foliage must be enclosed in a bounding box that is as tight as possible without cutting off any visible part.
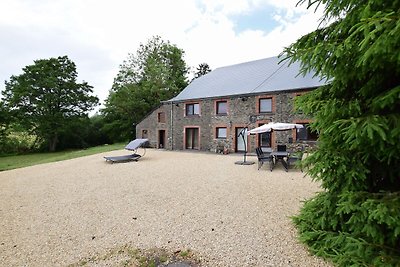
[2,56,99,152]
[102,36,189,142]
[112,36,188,93]
[284,0,400,265]
[85,114,112,147]
[294,192,400,266]
[0,101,11,152]
[0,101,42,154]
[192,62,212,81]
[0,114,111,155]
[1,128,38,154]
[102,83,148,142]
[46,114,111,151]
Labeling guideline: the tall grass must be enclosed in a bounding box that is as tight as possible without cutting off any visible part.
[0,143,125,171]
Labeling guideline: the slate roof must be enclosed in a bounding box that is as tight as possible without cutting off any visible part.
[170,56,327,102]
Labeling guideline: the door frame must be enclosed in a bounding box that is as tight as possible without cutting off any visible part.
[158,129,166,149]
[183,126,200,150]
[234,125,249,152]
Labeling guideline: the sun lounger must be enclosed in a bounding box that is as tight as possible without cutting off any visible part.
[104,138,148,163]
[104,154,142,163]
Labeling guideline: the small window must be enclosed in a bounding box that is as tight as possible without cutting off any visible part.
[296,124,318,141]
[216,127,227,139]
[158,112,165,123]
[186,103,200,115]
[216,101,227,115]
[259,98,272,113]
[142,130,148,139]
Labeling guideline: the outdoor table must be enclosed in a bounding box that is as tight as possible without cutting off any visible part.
[270,151,289,171]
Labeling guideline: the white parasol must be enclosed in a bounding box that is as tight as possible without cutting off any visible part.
[248,122,304,135]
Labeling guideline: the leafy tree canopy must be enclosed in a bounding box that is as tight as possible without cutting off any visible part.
[0,101,9,130]
[102,36,189,142]
[283,0,400,265]
[2,56,99,151]
[0,101,10,148]
[112,35,188,95]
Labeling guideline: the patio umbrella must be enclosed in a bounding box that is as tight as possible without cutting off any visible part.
[248,122,304,135]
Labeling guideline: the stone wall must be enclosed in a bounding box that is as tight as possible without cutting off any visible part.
[136,89,315,153]
[135,105,170,149]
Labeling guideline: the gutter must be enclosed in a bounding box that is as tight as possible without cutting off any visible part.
[170,101,174,150]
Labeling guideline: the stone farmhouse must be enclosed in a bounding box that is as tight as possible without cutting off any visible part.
[136,56,327,153]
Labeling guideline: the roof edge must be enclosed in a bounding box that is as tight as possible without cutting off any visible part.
[164,86,321,103]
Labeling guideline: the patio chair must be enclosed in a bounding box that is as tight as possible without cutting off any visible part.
[287,151,303,172]
[277,144,287,152]
[255,147,274,171]
[104,138,148,163]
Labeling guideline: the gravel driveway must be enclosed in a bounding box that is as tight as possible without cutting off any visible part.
[0,149,332,266]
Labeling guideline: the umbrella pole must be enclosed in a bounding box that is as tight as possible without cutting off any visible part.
[235,126,255,165]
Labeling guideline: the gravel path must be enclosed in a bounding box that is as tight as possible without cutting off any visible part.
[0,149,332,267]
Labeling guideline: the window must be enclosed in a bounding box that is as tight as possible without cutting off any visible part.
[259,98,272,113]
[157,112,165,123]
[142,130,148,139]
[216,101,227,115]
[216,127,227,139]
[259,131,271,147]
[296,124,318,141]
[186,103,200,115]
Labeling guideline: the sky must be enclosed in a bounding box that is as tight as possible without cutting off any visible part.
[0,0,324,110]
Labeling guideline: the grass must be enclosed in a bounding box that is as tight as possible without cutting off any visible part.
[68,245,199,267]
[0,143,125,171]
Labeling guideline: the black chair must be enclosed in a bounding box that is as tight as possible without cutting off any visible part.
[255,147,274,171]
[277,144,287,152]
[287,151,303,172]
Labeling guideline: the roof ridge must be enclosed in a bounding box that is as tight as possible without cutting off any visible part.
[214,55,278,71]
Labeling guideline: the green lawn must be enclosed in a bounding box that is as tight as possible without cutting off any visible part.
[0,143,125,171]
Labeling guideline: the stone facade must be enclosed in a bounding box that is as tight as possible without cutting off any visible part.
[136,89,317,154]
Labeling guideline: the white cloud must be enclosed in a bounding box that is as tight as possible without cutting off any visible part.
[0,0,324,107]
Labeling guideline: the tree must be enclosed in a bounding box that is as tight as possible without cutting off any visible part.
[102,36,189,141]
[192,63,211,81]
[111,35,188,95]
[2,56,99,152]
[0,101,10,153]
[283,0,400,265]
[102,84,150,141]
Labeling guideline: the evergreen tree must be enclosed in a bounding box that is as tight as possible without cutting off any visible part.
[283,0,400,265]
[192,63,211,81]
